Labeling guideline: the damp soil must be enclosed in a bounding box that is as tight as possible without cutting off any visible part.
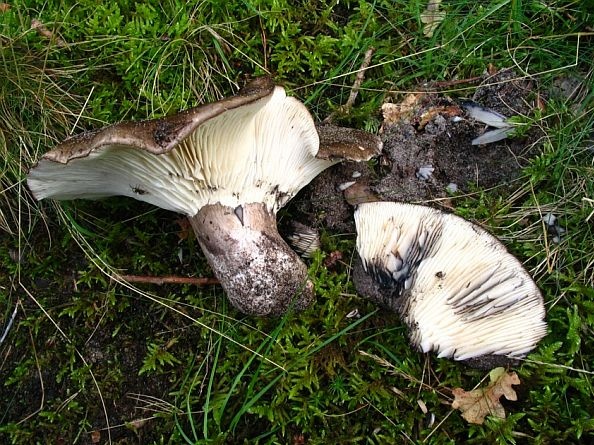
[0,205,209,445]
[295,69,544,233]
[0,276,190,445]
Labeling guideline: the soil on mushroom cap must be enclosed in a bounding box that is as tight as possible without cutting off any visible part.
[295,69,543,232]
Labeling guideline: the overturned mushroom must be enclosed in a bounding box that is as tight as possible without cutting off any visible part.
[28,77,381,316]
[353,201,547,362]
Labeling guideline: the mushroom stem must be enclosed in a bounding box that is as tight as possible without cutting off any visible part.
[189,202,314,316]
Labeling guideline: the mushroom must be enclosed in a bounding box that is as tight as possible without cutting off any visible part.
[28,77,382,316]
[285,222,320,258]
[353,201,547,362]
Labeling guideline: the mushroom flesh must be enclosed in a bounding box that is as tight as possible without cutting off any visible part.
[353,201,547,361]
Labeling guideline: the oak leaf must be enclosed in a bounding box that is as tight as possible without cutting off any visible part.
[451,367,520,424]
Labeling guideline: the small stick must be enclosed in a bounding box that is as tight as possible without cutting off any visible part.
[117,275,219,286]
[421,76,482,91]
[324,47,375,123]
[345,47,376,110]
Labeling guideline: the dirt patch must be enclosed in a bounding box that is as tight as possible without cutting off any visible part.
[297,69,543,232]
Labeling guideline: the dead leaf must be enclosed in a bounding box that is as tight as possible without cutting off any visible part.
[487,63,498,76]
[451,367,521,424]
[381,93,425,127]
[126,417,149,431]
[90,430,101,444]
[343,181,378,206]
[31,18,67,47]
[536,92,546,113]
[323,250,343,268]
[418,105,462,129]
[382,94,462,130]
[0,3,10,12]
[175,217,193,240]
[420,0,446,38]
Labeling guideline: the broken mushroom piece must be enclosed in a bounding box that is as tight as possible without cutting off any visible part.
[353,201,547,362]
[461,100,516,145]
[27,77,382,316]
[286,222,321,259]
[316,124,383,161]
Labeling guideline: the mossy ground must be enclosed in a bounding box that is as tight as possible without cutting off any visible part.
[1,1,594,444]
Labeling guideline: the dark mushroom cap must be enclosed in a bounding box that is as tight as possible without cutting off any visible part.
[28,79,382,215]
[316,124,382,161]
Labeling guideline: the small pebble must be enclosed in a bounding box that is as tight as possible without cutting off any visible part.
[337,181,357,191]
[446,183,458,194]
[416,165,434,180]
[542,212,556,226]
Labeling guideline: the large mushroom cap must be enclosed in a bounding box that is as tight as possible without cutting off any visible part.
[27,77,381,316]
[27,77,329,214]
[354,201,547,361]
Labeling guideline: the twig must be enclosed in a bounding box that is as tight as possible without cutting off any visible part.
[421,76,482,91]
[323,47,375,123]
[117,275,219,286]
[345,47,376,109]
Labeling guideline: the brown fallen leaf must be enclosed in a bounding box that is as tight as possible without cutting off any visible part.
[126,417,150,431]
[381,93,425,127]
[323,250,343,269]
[417,105,462,129]
[343,181,379,206]
[90,430,101,444]
[175,217,193,240]
[451,367,521,424]
[31,19,68,48]
[382,93,463,130]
